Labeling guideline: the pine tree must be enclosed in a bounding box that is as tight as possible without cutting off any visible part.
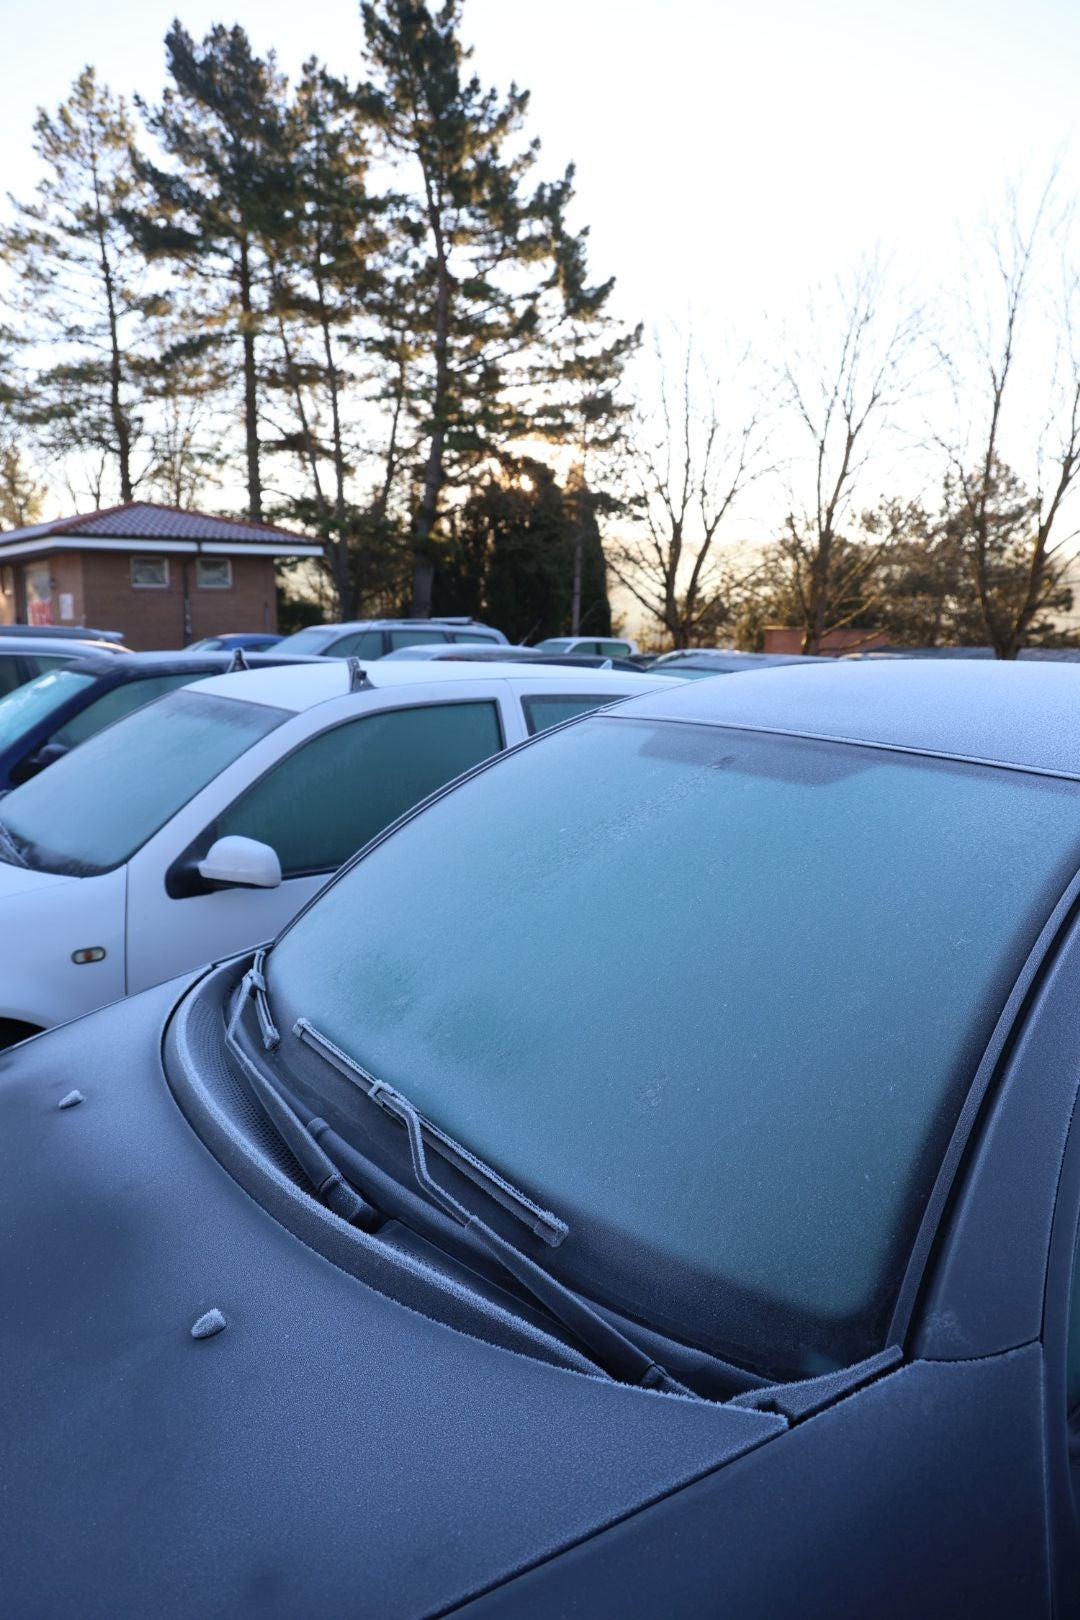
[0,68,153,504]
[268,60,394,614]
[359,0,633,615]
[132,24,292,522]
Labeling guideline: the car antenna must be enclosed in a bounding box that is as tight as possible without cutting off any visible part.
[228,648,251,673]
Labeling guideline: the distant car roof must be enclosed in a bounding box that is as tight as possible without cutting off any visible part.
[0,624,126,644]
[614,657,1080,778]
[189,658,673,716]
[60,648,307,680]
[652,650,828,670]
[0,634,129,658]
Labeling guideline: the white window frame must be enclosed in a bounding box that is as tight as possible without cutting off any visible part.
[196,557,233,590]
[131,556,169,589]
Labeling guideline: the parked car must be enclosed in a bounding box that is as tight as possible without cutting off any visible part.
[648,649,830,678]
[0,648,304,791]
[0,659,668,1043]
[185,632,284,653]
[535,633,640,657]
[0,631,129,705]
[0,622,126,644]
[382,643,652,673]
[280,617,508,657]
[2,659,1079,1615]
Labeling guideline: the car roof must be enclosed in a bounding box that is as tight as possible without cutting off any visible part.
[0,634,129,658]
[189,658,671,714]
[61,649,259,680]
[609,658,1080,778]
[654,650,828,669]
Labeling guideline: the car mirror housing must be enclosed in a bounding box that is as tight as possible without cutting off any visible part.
[196,835,282,891]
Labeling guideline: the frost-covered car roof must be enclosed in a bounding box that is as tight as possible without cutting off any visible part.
[614,656,1080,777]
[190,658,672,714]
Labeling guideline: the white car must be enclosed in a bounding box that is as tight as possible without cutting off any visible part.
[0,660,670,1042]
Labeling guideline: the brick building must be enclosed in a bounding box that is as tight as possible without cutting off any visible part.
[0,502,323,651]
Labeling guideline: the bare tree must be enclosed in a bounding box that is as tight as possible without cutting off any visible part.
[937,180,1080,658]
[609,336,769,649]
[777,262,921,653]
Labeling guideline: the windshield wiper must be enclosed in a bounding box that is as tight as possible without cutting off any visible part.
[293,1015,693,1398]
[0,819,28,868]
[225,958,379,1231]
[293,1017,568,1249]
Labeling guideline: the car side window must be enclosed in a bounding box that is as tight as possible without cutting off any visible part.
[521,693,627,736]
[598,641,630,657]
[26,654,74,677]
[326,630,385,658]
[50,673,198,749]
[0,656,29,698]
[213,700,504,878]
[388,629,450,650]
[451,632,496,644]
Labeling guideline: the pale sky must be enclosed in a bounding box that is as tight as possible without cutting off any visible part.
[4,0,1080,602]
[5,0,1079,339]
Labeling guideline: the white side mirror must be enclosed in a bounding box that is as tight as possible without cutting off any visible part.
[197,835,282,890]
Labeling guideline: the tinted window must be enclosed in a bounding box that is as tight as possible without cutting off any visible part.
[0,655,30,698]
[328,630,384,658]
[269,718,1080,1380]
[281,627,340,654]
[1,690,285,875]
[598,641,631,657]
[452,632,498,644]
[522,692,631,736]
[388,629,449,650]
[216,701,503,877]
[51,672,200,748]
[0,668,96,750]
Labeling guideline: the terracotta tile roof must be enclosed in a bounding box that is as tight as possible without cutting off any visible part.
[0,501,321,550]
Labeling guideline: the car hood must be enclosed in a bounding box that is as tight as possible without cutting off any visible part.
[0,969,785,1619]
[0,852,76,898]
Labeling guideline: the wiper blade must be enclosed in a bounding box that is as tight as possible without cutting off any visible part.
[294,1015,692,1399]
[294,1017,568,1249]
[226,958,379,1230]
[0,819,28,868]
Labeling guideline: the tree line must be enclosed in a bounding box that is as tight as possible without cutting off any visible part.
[2,3,1079,656]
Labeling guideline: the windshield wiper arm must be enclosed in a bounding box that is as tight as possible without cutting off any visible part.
[0,819,28,868]
[294,1017,568,1249]
[225,960,379,1231]
[294,1015,692,1398]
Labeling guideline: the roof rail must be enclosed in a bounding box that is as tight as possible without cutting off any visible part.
[346,656,372,692]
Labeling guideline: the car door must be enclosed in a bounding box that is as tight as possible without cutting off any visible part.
[124,686,517,994]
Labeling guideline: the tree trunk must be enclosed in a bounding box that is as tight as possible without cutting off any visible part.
[91,158,133,503]
[238,237,262,523]
[410,185,451,618]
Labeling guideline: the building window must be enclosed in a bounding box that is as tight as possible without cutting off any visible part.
[131,556,169,589]
[196,557,233,590]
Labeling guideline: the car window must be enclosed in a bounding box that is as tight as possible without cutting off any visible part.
[388,629,449,650]
[451,631,497,644]
[280,626,340,654]
[327,630,385,658]
[1,689,287,876]
[521,692,632,736]
[598,641,631,657]
[25,654,74,677]
[269,717,1080,1382]
[0,654,31,698]
[214,701,504,878]
[51,672,201,749]
[0,668,98,751]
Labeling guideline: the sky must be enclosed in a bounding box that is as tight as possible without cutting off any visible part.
[6,0,1080,333]
[4,0,1080,616]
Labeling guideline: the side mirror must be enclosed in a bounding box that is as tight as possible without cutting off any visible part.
[196,835,282,891]
[17,741,69,781]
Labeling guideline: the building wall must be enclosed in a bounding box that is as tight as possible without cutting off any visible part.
[763,626,890,656]
[79,552,279,650]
